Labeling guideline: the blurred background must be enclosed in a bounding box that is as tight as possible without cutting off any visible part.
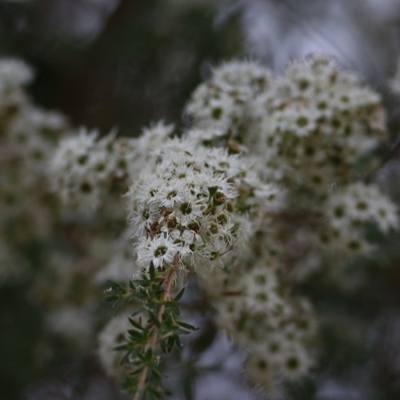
[0,0,242,137]
[2,0,400,136]
[2,0,400,399]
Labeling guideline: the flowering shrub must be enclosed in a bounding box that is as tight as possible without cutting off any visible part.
[1,54,400,399]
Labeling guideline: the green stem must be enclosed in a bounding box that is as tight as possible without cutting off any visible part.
[133,261,177,400]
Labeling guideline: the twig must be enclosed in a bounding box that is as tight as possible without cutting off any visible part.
[133,260,177,400]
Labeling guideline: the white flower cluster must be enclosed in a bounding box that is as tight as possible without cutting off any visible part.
[184,56,399,389]
[252,54,386,195]
[318,183,399,256]
[185,60,272,142]
[50,121,175,212]
[0,59,113,363]
[0,58,129,358]
[195,251,316,390]
[51,129,123,211]
[126,135,281,277]
[243,298,316,390]
[0,60,69,245]
[38,121,178,351]
[189,56,399,257]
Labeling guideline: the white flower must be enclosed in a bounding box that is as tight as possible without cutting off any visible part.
[185,60,272,137]
[196,234,232,269]
[326,183,399,234]
[211,60,272,93]
[185,127,227,146]
[129,201,160,237]
[175,199,204,226]
[136,234,182,271]
[157,179,187,208]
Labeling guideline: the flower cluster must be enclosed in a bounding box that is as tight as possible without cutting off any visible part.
[126,135,281,278]
[243,298,316,390]
[317,183,399,256]
[195,248,316,389]
[50,121,175,212]
[0,60,68,246]
[0,59,133,362]
[0,59,116,367]
[252,54,386,196]
[183,56,399,390]
[51,129,123,211]
[185,60,272,143]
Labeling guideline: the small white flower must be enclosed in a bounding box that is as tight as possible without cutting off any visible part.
[157,179,186,208]
[128,200,160,237]
[136,234,182,271]
[176,199,204,226]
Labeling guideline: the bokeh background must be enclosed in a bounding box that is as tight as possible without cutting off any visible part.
[2,0,400,136]
[3,1,400,399]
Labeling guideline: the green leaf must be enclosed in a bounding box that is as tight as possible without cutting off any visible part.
[145,348,154,361]
[114,344,128,351]
[129,317,144,330]
[150,364,162,379]
[175,334,182,349]
[178,321,197,331]
[131,306,146,317]
[174,287,186,301]
[132,279,149,286]
[149,261,156,281]
[146,386,163,399]
[148,311,161,328]
[127,329,145,341]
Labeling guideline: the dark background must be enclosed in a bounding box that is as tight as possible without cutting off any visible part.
[3,1,400,399]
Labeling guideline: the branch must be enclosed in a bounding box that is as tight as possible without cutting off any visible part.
[133,261,177,400]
